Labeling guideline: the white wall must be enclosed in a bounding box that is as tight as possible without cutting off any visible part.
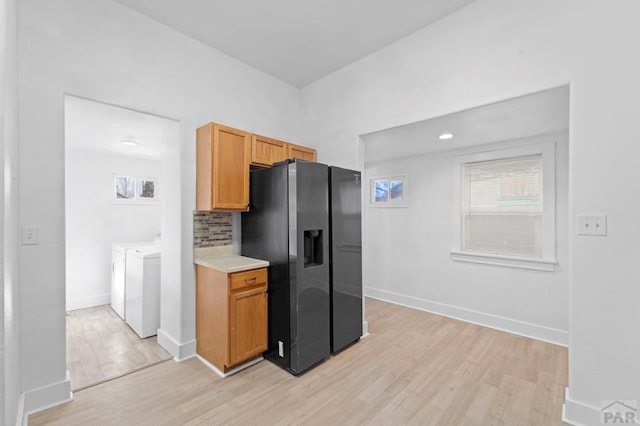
[65,150,161,311]
[563,1,640,424]
[0,0,6,415]
[18,0,299,412]
[298,0,640,424]
[299,0,570,169]
[365,133,569,344]
[2,0,21,423]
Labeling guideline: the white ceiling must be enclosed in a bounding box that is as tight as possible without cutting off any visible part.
[361,86,570,163]
[112,0,477,88]
[65,96,179,160]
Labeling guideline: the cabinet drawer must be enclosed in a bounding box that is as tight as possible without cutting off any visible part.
[230,268,267,291]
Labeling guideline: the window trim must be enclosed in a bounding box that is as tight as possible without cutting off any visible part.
[451,142,557,271]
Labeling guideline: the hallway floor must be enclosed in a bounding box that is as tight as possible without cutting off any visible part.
[66,305,172,391]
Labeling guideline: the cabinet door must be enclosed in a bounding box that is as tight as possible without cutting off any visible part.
[251,135,287,166]
[288,143,317,162]
[213,124,250,210]
[229,285,268,366]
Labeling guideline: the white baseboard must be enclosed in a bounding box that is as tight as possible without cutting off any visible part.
[562,387,600,426]
[196,354,263,378]
[20,370,73,425]
[157,328,197,361]
[66,294,110,311]
[15,393,25,426]
[365,287,568,346]
[362,320,369,337]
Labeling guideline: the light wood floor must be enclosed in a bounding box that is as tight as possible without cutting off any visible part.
[66,305,172,391]
[33,298,568,425]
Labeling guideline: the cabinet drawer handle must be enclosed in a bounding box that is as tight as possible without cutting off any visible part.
[244,277,257,284]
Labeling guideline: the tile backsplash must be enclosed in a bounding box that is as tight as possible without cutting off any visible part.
[193,211,233,248]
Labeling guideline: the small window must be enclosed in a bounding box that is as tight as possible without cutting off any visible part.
[451,143,556,271]
[115,175,135,199]
[137,178,156,199]
[369,175,408,207]
[113,175,159,204]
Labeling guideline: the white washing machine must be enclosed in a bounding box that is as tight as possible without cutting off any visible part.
[111,241,155,321]
[125,245,161,338]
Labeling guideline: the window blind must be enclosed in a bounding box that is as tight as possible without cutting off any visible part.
[461,154,543,258]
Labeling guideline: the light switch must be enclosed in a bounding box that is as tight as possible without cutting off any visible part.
[577,214,607,236]
[22,226,39,245]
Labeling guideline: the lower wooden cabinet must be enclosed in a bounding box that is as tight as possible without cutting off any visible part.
[196,266,268,372]
[229,285,268,365]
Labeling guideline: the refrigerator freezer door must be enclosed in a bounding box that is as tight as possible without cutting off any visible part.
[242,164,291,370]
[242,160,331,375]
[329,166,363,353]
[288,160,331,374]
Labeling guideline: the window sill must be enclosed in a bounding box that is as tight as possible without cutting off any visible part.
[450,250,556,272]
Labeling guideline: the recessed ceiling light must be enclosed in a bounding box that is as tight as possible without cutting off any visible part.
[121,139,138,146]
[438,132,454,140]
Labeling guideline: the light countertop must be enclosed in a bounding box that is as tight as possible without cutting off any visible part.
[194,246,269,273]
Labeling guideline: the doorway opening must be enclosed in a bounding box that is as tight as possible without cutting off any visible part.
[64,96,179,391]
[359,85,570,345]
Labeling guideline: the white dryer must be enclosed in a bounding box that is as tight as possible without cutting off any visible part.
[125,245,161,338]
[111,241,155,320]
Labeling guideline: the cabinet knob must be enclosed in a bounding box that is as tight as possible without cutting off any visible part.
[244,277,257,284]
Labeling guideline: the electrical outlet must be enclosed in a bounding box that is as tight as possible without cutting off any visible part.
[577,214,607,236]
[21,226,39,245]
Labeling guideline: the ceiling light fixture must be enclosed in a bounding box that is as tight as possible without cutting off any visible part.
[121,139,138,146]
[438,132,454,140]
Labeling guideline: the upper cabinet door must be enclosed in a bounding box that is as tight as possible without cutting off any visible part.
[251,135,288,167]
[288,143,317,162]
[196,123,250,211]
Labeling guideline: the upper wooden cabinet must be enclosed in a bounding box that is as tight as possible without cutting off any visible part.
[288,143,317,162]
[196,123,250,211]
[251,135,288,167]
[196,121,318,211]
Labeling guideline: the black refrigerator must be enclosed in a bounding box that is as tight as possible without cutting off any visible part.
[329,166,363,353]
[242,159,362,375]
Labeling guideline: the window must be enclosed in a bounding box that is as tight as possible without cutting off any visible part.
[136,178,156,199]
[451,143,556,271]
[114,175,159,204]
[115,175,135,199]
[369,175,408,207]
